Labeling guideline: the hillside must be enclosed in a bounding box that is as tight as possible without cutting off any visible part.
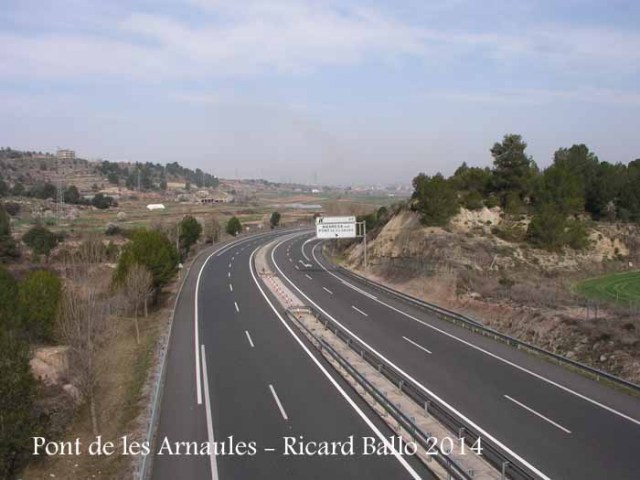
[0,147,219,194]
[338,207,640,383]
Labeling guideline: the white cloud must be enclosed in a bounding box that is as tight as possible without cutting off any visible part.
[0,0,637,83]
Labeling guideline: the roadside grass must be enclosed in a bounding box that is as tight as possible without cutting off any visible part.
[23,306,168,479]
[575,270,640,307]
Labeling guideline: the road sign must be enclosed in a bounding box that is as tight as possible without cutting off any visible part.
[316,216,356,224]
[316,221,357,238]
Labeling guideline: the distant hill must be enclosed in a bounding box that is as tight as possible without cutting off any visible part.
[0,147,219,194]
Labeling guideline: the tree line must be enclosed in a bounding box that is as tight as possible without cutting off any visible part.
[98,160,220,191]
[0,147,220,195]
[411,134,640,250]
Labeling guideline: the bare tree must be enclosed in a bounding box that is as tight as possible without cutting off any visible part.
[57,279,109,436]
[205,215,222,244]
[124,264,153,345]
[76,234,105,265]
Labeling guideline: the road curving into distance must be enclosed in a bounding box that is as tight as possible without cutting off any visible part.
[151,229,433,480]
[267,231,640,480]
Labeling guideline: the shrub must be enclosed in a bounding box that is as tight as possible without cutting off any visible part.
[179,215,202,256]
[0,331,37,479]
[3,202,20,217]
[270,211,281,228]
[226,216,242,236]
[0,204,19,262]
[18,270,62,343]
[0,267,19,330]
[91,193,115,209]
[565,219,590,250]
[527,208,566,251]
[411,173,459,226]
[114,229,179,288]
[22,225,61,257]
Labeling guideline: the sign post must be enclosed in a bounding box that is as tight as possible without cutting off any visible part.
[315,216,367,269]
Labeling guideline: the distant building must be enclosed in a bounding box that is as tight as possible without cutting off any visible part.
[56,149,75,159]
[200,192,232,204]
[146,204,166,211]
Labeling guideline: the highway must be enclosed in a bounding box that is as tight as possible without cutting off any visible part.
[151,230,433,480]
[268,232,640,479]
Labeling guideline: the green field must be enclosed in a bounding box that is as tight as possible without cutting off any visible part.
[575,270,640,306]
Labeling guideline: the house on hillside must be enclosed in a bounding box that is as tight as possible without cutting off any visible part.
[146,204,165,211]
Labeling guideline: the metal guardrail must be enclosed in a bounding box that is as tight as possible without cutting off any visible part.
[289,305,539,480]
[285,308,473,480]
[336,266,640,396]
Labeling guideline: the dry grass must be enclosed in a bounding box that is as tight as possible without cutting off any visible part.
[23,308,166,479]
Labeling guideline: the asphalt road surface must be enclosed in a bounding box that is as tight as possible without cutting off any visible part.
[151,230,434,479]
[268,231,640,480]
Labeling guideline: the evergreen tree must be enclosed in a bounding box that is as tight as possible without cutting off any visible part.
[226,217,242,236]
[490,134,536,207]
[411,173,459,226]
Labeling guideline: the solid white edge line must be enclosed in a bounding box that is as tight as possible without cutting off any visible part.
[310,241,640,428]
[234,301,240,313]
[275,235,551,480]
[249,245,422,480]
[245,330,255,348]
[352,305,368,317]
[341,280,378,300]
[269,384,289,421]
[201,345,220,480]
[505,395,572,434]
[301,236,315,262]
[403,336,432,355]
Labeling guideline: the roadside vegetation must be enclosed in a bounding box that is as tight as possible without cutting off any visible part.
[411,135,640,251]
[226,216,242,236]
[0,193,214,478]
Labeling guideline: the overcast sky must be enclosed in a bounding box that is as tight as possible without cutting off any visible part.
[1,0,639,185]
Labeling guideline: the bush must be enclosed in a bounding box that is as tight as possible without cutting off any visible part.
[0,267,19,330]
[462,191,484,210]
[0,203,19,262]
[527,208,566,250]
[114,229,179,288]
[105,223,121,236]
[19,270,62,343]
[527,209,589,251]
[411,173,459,226]
[565,219,590,250]
[3,202,20,217]
[0,331,38,479]
[22,225,61,257]
[91,193,115,209]
[226,216,242,236]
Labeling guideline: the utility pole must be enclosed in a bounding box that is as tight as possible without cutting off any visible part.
[363,221,368,270]
[56,157,65,224]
